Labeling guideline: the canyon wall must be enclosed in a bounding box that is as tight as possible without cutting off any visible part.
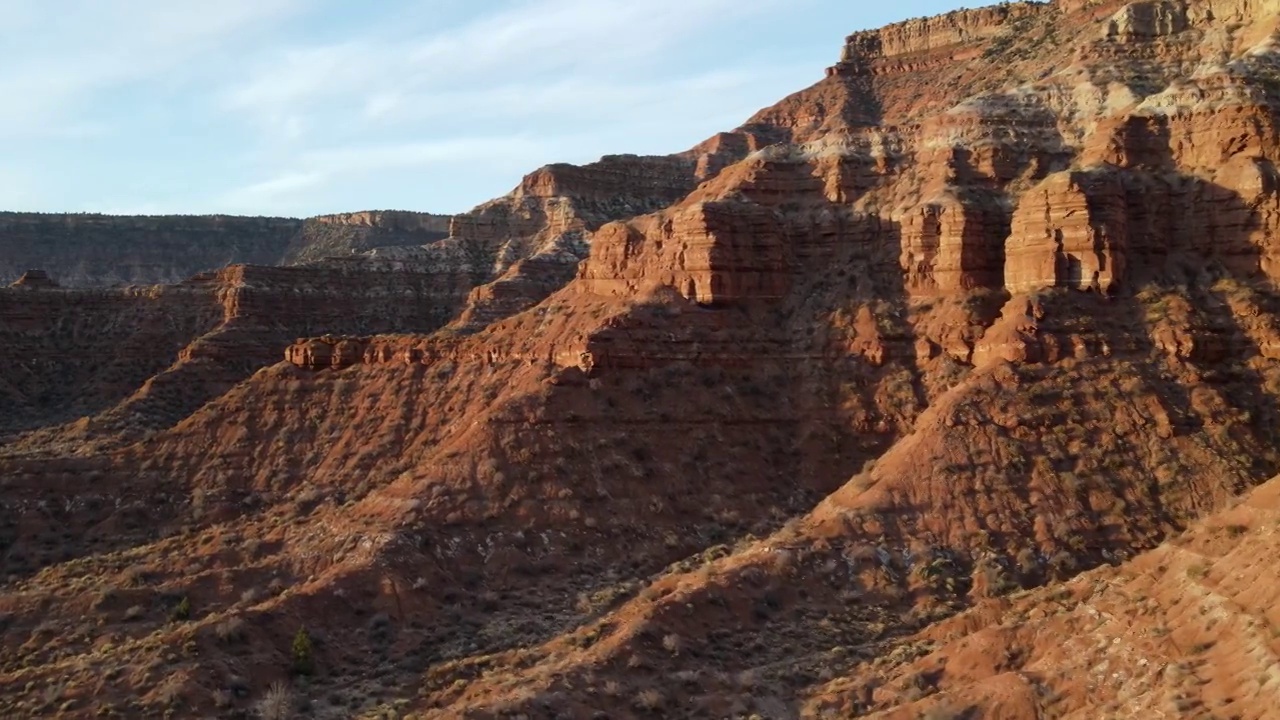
[11,2,1280,718]
[0,261,473,446]
[0,213,301,287]
[286,211,453,264]
[0,210,453,287]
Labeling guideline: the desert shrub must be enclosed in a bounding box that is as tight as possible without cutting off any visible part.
[634,688,664,712]
[121,564,149,587]
[170,596,191,622]
[291,627,315,675]
[257,681,294,720]
[1047,550,1077,580]
[661,633,683,656]
[215,616,247,644]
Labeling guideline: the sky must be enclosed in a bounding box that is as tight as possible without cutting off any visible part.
[0,0,964,218]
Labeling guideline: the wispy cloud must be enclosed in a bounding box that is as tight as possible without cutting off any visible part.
[219,0,788,137]
[223,172,328,203]
[0,0,302,136]
[0,0,855,216]
[218,135,551,211]
[209,0,811,215]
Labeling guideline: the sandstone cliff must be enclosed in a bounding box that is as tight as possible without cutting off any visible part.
[0,261,474,450]
[285,210,452,265]
[0,210,452,287]
[7,2,1280,719]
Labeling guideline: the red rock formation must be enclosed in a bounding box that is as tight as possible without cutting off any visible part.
[579,200,788,304]
[0,210,457,286]
[1005,170,1128,293]
[833,2,1050,76]
[14,2,1280,719]
[7,269,58,289]
[0,263,474,450]
[899,192,1010,293]
[310,210,451,232]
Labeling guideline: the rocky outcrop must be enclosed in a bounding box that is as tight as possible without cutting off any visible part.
[898,192,1010,293]
[443,154,699,271]
[285,211,452,264]
[0,213,302,288]
[514,155,696,207]
[833,2,1050,74]
[1005,170,1127,293]
[1,262,474,446]
[284,336,374,370]
[364,154,707,332]
[1105,0,1190,42]
[19,3,1280,719]
[0,210,455,287]
[580,200,789,304]
[311,210,451,232]
[1104,0,1280,42]
[7,269,58,289]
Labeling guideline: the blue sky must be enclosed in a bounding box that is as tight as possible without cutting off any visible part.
[0,0,964,217]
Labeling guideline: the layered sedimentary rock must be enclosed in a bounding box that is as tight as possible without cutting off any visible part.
[898,193,1010,293]
[0,210,454,287]
[7,269,58,289]
[381,154,705,331]
[836,2,1050,72]
[0,262,473,446]
[311,210,451,232]
[444,154,698,262]
[1005,170,1128,292]
[284,211,453,264]
[0,278,227,437]
[15,2,1280,719]
[0,213,301,287]
[1105,0,1280,43]
[580,200,789,304]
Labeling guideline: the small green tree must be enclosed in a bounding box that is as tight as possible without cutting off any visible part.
[291,627,314,675]
[171,596,191,622]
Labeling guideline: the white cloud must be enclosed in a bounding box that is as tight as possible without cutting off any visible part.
[0,0,302,136]
[219,0,787,137]
[0,0,840,216]
[203,0,810,215]
[219,135,551,211]
[225,172,328,202]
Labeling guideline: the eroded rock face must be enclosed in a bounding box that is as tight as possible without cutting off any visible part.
[1105,0,1191,42]
[19,2,1280,719]
[1005,170,1128,293]
[580,200,788,304]
[7,269,58,289]
[286,211,453,264]
[571,0,1280,303]
[0,211,455,287]
[0,263,470,446]
[837,2,1050,72]
[899,193,1010,293]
